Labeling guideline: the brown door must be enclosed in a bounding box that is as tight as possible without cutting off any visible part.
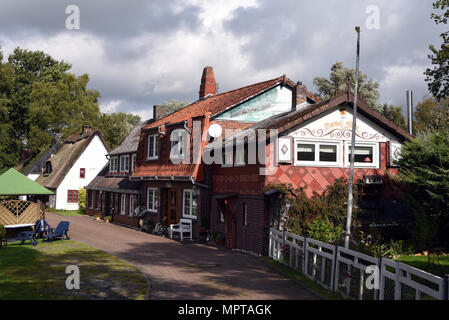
[225,211,236,249]
[167,189,178,226]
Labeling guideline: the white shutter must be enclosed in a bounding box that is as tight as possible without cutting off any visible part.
[390,142,402,166]
[278,137,292,163]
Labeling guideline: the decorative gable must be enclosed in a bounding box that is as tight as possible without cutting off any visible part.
[289,107,398,142]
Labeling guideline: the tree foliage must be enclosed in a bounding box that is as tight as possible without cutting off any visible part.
[396,129,449,245]
[414,97,449,133]
[286,178,359,243]
[425,0,449,100]
[381,104,407,130]
[313,62,381,112]
[0,47,141,169]
[161,99,189,116]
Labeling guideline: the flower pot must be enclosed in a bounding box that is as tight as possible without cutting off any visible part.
[105,220,110,223]
[96,217,101,221]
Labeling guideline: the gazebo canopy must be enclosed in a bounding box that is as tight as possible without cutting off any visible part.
[0,168,54,196]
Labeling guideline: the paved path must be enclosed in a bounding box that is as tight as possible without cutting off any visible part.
[47,213,320,300]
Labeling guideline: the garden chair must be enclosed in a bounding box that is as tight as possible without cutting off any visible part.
[43,221,70,242]
[168,219,192,241]
[18,219,49,246]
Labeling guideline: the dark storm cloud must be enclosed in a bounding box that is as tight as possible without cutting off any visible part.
[0,0,444,118]
[224,0,444,107]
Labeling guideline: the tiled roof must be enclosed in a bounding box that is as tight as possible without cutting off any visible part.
[86,165,142,193]
[109,123,144,156]
[144,75,318,131]
[134,75,319,180]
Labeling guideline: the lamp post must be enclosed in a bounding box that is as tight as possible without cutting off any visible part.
[345,26,361,249]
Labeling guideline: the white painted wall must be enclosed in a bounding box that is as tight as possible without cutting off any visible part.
[55,135,108,210]
[27,174,40,181]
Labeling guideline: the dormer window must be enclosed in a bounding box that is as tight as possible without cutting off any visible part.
[109,156,118,173]
[80,168,85,178]
[44,161,52,174]
[147,134,158,160]
[120,155,130,173]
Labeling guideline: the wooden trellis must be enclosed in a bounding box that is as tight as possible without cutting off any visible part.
[0,200,43,226]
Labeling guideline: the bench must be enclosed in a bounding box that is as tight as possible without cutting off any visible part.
[168,218,192,241]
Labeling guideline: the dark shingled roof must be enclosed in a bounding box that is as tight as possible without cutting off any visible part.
[86,164,142,194]
[35,130,110,189]
[108,123,144,156]
[24,142,62,176]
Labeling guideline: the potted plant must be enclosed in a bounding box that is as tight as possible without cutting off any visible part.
[0,224,5,249]
[93,214,102,221]
[104,216,112,223]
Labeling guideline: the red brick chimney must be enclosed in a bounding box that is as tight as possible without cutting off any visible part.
[199,66,216,99]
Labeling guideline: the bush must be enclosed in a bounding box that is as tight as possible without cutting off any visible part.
[78,188,86,214]
[306,216,343,244]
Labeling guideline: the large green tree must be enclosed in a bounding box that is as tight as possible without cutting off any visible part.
[396,129,449,246]
[414,97,449,133]
[425,0,449,100]
[8,47,71,143]
[27,73,101,152]
[313,62,382,112]
[381,103,407,130]
[94,112,141,150]
[0,50,17,174]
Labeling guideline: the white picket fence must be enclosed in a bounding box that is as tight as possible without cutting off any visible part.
[268,228,449,300]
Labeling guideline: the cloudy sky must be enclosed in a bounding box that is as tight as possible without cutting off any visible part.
[0,0,444,120]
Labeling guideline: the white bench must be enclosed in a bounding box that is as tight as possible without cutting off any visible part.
[169,218,192,241]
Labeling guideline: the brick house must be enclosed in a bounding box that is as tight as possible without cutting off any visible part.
[85,124,144,226]
[205,83,413,255]
[131,66,319,239]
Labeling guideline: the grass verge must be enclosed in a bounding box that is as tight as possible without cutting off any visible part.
[46,209,84,216]
[261,257,343,300]
[395,254,449,277]
[0,239,147,300]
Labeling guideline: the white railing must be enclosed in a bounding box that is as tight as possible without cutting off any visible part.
[268,228,449,300]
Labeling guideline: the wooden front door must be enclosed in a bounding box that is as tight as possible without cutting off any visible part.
[224,202,236,249]
[167,189,178,226]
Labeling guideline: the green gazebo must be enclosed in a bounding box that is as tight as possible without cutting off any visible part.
[0,168,53,227]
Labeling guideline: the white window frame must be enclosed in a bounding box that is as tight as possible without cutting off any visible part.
[147,134,159,160]
[294,139,342,167]
[120,155,130,172]
[234,145,245,167]
[344,141,379,169]
[120,194,126,215]
[182,189,198,220]
[109,156,118,173]
[129,195,135,217]
[131,154,136,172]
[147,188,159,213]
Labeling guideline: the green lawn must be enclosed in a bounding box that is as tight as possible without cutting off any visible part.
[395,255,449,277]
[46,209,84,216]
[0,240,147,300]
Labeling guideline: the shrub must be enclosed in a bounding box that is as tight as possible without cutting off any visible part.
[78,188,86,214]
[306,216,343,244]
